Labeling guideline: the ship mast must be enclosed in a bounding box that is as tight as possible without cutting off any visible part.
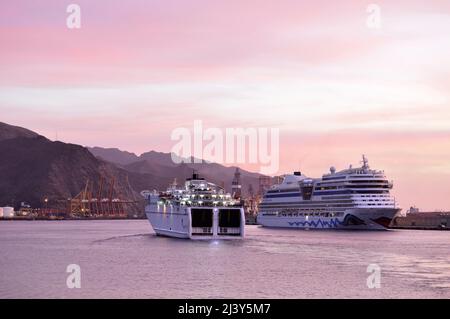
[362,154,369,170]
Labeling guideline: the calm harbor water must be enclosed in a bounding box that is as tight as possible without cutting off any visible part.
[0,220,449,299]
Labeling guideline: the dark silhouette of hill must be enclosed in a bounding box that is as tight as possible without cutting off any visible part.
[0,123,150,213]
[0,122,39,141]
[0,122,267,212]
[90,148,265,195]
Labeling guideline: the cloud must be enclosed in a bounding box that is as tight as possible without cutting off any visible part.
[1,0,450,210]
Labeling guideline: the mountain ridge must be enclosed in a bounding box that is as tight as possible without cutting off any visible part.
[0,122,267,211]
[0,124,147,212]
[88,147,265,195]
[0,122,40,141]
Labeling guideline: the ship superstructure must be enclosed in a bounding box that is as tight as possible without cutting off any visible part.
[257,156,401,230]
[142,173,245,239]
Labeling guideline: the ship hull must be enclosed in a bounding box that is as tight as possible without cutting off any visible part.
[145,205,245,240]
[257,208,402,230]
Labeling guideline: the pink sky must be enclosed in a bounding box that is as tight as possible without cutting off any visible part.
[1,0,450,210]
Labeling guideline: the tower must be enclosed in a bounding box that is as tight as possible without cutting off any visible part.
[231,168,242,200]
[258,176,272,197]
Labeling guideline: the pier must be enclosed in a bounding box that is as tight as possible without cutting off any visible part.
[391,211,450,230]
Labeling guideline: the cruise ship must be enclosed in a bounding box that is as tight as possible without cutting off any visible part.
[257,156,401,230]
[141,173,245,239]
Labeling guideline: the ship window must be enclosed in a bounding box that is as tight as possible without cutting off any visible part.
[191,209,213,227]
[300,183,314,200]
[219,209,241,227]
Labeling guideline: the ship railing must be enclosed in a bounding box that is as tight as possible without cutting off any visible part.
[191,227,213,235]
[218,227,241,235]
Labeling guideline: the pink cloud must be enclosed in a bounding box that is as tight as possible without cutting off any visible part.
[1,0,450,211]
[0,0,404,85]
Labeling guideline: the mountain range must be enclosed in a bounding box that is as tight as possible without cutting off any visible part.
[88,147,263,195]
[0,122,266,214]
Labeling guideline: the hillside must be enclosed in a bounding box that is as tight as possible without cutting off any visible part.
[90,147,265,195]
[0,122,267,212]
[0,122,39,142]
[0,124,150,213]
[87,147,139,165]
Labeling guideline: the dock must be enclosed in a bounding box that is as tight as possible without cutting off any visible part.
[391,211,450,230]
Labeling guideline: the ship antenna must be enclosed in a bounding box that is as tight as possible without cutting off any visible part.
[362,154,369,169]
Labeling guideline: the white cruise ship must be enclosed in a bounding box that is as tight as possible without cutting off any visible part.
[141,173,245,239]
[257,156,401,230]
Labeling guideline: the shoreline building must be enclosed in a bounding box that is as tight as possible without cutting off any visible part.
[392,207,449,230]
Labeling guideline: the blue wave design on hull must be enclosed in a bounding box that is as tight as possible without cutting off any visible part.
[288,218,343,228]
